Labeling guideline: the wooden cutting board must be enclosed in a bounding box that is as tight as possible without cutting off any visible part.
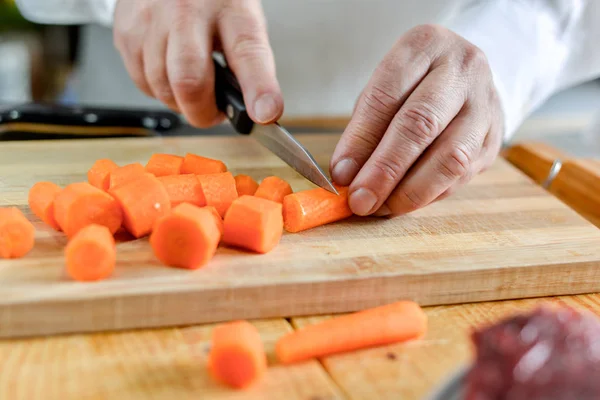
[2,133,600,339]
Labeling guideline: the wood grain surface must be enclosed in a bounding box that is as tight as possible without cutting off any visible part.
[2,134,600,339]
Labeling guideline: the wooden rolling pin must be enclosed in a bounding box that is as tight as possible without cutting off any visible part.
[503,141,600,227]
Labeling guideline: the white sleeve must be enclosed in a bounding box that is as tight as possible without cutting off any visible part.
[442,0,600,141]
[15,0,117,27]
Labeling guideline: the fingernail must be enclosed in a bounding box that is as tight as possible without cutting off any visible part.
[253,94,278,123]
[349,188,378,216]
[373,204,392,217]
[332,159,359,186]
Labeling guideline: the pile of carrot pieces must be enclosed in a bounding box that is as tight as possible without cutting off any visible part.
[0,152,354,282]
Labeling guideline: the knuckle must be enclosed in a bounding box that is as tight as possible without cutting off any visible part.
[460,44,489,73]
[404,24,446,50]
[169,57,209,97]
[371,157,403,184]
[230,31,269,62]
[362,84,400,120]
[437,145,472,179]
[395,105,440,146]
[170,76,207,97]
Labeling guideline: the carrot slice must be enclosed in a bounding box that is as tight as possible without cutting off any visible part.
[109,173,171,238]
[145,153,184,177]
[234,174,259,196]
[208,320,267,389]
[197,172,238,217]
[53,182,123,238]
[28,181,62,230]
[65,224,115,282]
[276,301,427,364]
[0,207,35,259]
[109,163,146,189]
[150,203,221,269]
[87,159,119,191]
[204,205,224,237]
[181,153,227,175]
[283,186,352,233]
[254,176,293,204]
[223,195,283,253]
[157,174,206,207]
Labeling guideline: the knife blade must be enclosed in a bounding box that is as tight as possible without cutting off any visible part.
[212,54,338,195]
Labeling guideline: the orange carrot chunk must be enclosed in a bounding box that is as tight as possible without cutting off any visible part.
[53,182,123,238]
[0,207,35,259]
[181,153,227,175]
[197,172,238,217]
[150,203,221,269]
[65,224,115,282]
[109,173,171,238]
[208,320,267,389]
[204,205,224,237]
[145,153,184,177]
[28,181,62,230]
[234,174,259,196]
[283,186,352,233]
[254,176,293,204]
[109,162,146,189]
[157,174,206,207]
[87,159,119,191]
[276,301,427,364]
[223,195,283,254]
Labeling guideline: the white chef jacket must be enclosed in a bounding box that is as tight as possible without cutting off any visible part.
[14,0,600,140]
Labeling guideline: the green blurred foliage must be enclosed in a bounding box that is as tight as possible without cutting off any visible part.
[0,0,38,32]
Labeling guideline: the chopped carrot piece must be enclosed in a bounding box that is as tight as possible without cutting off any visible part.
[145,153,184,177]
[53,182,123,238]
[223,195,283,254]
[150,203,221,269]
[234,174,259,196]
[181,153,227,175]
[157,174,206,207]
[0,207,35,259]
[254,176,293,204]
[204,205,224,237]
[283,186,352,233]
[109,173,171,238]
[276,301,427,364]
[109,163,146,189]
[208,320,267,389]
[65,224,115,282]
[28,181,62,230]
[197,172,238,217]
[87,159,119,191]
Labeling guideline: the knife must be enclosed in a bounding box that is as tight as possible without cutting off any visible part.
[212,54,338,195]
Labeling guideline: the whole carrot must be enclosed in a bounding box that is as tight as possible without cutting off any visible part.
[283,186,353,233]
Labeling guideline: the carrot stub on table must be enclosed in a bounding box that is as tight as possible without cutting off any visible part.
[197,172,238,217]
[87,159,119,191]
[145,153,184,177]
[28,181,62,230]
[254,176,293,204]
[0,207,35,259]
[65,224,116,282]
[157,174,206,207]
[283,185,353,232]
[234,174,259,196]
[181,153,227,175]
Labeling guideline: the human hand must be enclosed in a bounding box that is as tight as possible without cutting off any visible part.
[112,0,283,127]
[330,24,504,217]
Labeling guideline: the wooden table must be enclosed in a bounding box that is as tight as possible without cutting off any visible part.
[1,134,599,400]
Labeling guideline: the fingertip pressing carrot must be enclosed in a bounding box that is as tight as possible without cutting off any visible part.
[65,224,115,282]
[181,153,227,175]
[223,195,283,254]
[157,174,206,207]
[283,185,353,233]
[208,320,267,389]
[87,159,119,191]
[109,162,146,189]
[150,203,221,269]
[145,153,184,177]
[28,181,62,230]
[234,174,259,197]
[275,301,427,364]
[197,172,238,217]
[0,207,35,259]
[254,176,293,204]
[53,182,123,238]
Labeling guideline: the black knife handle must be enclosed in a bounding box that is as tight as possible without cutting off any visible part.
[213,56,254,135]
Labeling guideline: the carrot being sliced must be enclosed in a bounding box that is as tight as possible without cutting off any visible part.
[157,174,206,207]
[145,153,184,177]
[109,173,171,238]
[276,301,427,364]
[150,203,221,269]
[197,172,238,217]
[53,182,123,238]
[65,224,115,282]
[254,176,293,204]
[223,195,283,254]
[204,205,224,237]
[109,163,146,189]
[283,186,352,233]
[208,320,267,389]
[234,174,259,196]
[28,181,62,230]
[87,159,119,191]
[0,207,35,259]
[181,153,227,175]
